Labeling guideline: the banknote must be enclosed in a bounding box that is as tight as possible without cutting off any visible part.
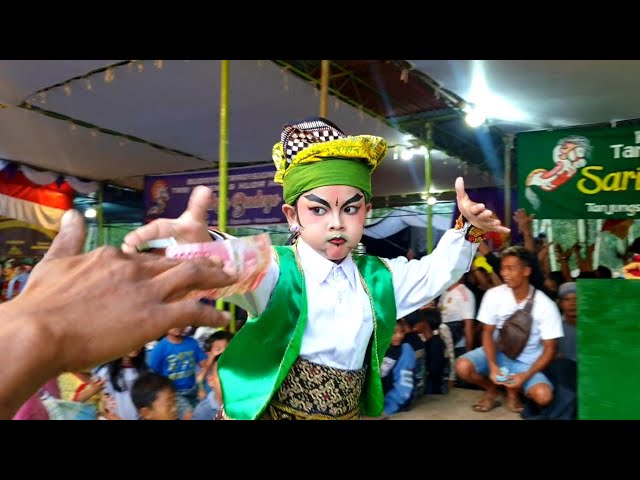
[165,233,272,299]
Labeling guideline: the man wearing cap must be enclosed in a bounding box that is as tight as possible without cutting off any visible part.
[123,117,509,420]
[557,282,577,362]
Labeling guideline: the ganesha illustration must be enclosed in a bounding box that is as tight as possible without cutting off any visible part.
[524,135,592,210]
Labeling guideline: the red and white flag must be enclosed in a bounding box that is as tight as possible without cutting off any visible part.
[0,169,74,232]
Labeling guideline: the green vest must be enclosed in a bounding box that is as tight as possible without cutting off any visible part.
[218,245,397,420]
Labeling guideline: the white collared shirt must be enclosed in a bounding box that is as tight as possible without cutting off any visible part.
[477,284,563,364]
[228,228,477,370]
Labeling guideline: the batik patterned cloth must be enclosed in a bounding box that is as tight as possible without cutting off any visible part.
[261,357,366,420]
[217,357,366,420]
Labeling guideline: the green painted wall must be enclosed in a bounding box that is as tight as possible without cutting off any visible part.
[578,279,640,419]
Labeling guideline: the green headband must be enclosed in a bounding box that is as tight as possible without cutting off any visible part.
[283,158,371,205]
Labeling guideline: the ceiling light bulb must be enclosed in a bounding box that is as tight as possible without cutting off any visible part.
[400,149,413,161]
[465,108,486,128]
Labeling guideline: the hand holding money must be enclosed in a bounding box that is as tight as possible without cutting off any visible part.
[165,233,273,298]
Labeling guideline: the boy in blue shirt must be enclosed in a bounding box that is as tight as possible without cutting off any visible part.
[148,327,207,419]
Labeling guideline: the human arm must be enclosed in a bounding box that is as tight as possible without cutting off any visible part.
[101,392,121,420]
[147,342,165,375]
[538,241,552,277]
[575,243,596,273]
[0,209,237,420]
[74,378,105,403]
[464,320,475,352]
[555,242,574,282]
[121,185,278,318]
[477,242,502,278]
[389,229,478,317]
[476,288,501,383]
[488,271,503,287]
[481,325,501,384]
[390,178,509,318]
[460,287,477,352]
[438,324,456,381]
[512,208,536,253]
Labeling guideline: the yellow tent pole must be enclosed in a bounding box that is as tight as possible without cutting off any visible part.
[218,60,229,233]
[229,303,236,334]
[320,60,330,117]
[217,60,234,331]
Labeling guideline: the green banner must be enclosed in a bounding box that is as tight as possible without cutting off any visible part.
[517,125,640,219]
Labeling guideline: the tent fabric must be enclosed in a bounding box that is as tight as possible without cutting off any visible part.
[64,176,99,195]
[0,160,99,194]
[0,61,495,197]
[20,165,60,186]
[364,205,452,239]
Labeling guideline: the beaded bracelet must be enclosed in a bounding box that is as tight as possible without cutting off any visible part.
[454,214,487,244]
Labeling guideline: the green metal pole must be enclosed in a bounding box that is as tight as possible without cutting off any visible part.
[217,60,232,330]
[504,134,514,239]
[97,182,104,247]
[426,123,434,254]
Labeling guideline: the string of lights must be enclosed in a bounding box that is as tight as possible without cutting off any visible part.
[17,60,213,165]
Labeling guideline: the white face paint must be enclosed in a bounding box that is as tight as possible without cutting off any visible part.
[284,185,371,262]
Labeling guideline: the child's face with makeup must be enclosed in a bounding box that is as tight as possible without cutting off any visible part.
[283,185,371,262]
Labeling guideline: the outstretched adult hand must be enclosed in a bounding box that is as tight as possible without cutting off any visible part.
[455,177,511,234]
[1,209,238,418]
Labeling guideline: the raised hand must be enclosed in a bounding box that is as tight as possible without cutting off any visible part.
[572,242,582,255]
[555,242,573,262]
[577,243,595,272]
[122,185,214,254]
[455,177,510,234]
[513,208,535,233]
[538,241,551,261]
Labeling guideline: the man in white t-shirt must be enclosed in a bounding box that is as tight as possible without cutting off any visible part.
[439,279,476,354]
[455,246,563,414]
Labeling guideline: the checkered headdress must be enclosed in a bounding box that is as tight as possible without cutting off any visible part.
[281,117,346,165]
[271,115,387,190]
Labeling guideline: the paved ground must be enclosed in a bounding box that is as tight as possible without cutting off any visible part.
[384,387,521,420]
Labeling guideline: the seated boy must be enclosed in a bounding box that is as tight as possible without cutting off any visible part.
[131,372,179,420]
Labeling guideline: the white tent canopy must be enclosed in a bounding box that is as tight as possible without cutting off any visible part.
[0,60,492,197]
